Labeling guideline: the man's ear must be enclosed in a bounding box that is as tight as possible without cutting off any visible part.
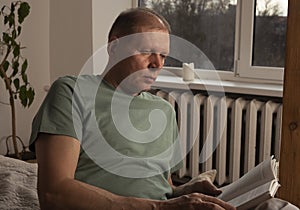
[107,36,119,56]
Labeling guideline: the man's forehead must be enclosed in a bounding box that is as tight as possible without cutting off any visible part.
[128,32,170,50]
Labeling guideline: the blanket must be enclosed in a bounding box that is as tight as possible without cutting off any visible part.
[0,155,39,210]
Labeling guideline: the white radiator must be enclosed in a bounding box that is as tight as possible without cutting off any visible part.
[155,90,282,185]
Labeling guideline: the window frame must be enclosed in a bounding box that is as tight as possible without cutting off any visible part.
[133,0,285,84]
[237,0,284,81]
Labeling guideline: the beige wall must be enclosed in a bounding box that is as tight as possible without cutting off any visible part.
[91,0,133,75]
[92,0,133,52]
[0,0,132,155]
[50,0,93,82]
[50,0,132,81]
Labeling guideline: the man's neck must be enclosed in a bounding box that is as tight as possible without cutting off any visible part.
[102,73,141,96]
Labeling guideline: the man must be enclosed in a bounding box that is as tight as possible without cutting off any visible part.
[29,8,235,210]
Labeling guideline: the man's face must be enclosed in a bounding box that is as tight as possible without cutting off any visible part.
[110,29,170,95]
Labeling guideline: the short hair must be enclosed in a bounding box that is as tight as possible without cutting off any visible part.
[108,7,171,42]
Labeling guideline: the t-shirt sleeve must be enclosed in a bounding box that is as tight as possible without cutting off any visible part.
[29,77,83,151]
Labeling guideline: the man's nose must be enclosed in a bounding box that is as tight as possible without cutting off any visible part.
[149,53,164,69]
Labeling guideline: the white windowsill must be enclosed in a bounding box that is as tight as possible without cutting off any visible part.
[153,74,283,98]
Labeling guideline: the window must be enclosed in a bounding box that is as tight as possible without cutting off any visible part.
[253,0,287,67]
[137,0,288,82]
[238,0,287,80]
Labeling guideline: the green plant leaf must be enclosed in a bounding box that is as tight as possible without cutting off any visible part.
[13,44,20,57]
[18,2,30,24]
[12,60,19,76]
[17,26,22,36]
[10,39,16,46]
[4,16,8,25]
[19,85,28,107]
[11,2,15,13]
[22,73,28,84]
[3,60,10,71]
[13,78,20,90]
[8,13,15,27]
[21,59,28,74]
[27,87,35,107]
[3,32,10,44]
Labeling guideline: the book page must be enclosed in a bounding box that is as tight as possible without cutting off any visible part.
[218,156,277,202]
[227,180,280,210]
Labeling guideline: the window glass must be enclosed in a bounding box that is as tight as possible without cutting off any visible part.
[252,0,288,67]
[139,0,237,71]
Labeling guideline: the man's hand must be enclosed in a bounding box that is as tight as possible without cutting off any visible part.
[172,178,222,198]
[158,193,236,210]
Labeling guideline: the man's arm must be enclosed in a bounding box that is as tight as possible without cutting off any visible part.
[35,133,157,210]
[36,133,235,210]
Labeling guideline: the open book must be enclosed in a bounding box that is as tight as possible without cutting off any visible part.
[218,156,280,210]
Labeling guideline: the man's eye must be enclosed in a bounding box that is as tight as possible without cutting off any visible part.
[160,54,167,59]
[138,50,168,59]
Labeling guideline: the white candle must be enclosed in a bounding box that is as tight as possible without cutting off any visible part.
[182,62,194,81]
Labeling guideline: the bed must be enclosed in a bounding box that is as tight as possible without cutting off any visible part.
[0,155,39,210]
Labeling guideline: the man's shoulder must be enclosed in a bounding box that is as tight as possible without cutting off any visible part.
[50,75,100,92]
[53,75,100,85]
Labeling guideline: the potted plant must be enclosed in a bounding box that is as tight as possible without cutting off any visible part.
[0,1,34,159]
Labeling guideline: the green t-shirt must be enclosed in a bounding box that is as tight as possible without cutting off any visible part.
[30,75,182,200]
